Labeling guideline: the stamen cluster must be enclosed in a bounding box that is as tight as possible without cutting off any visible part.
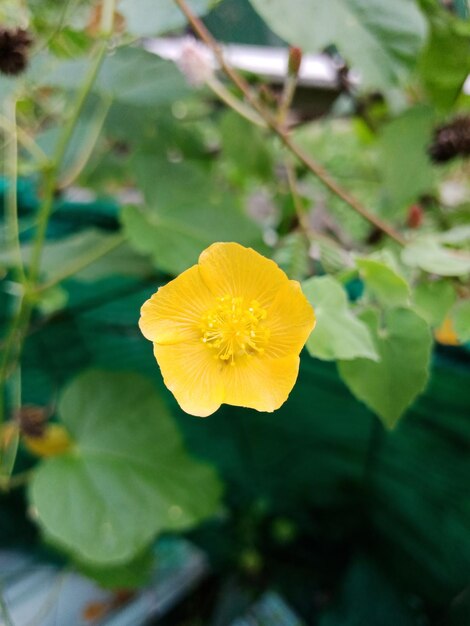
[200,295,269,364]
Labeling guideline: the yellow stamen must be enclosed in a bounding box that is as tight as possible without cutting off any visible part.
[200,295,269,364]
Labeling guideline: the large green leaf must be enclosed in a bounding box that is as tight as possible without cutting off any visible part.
[379,106,435,215]
[402,238,470,277]
[120,0,213,36]
[29,371,222,565]
[123,156,264,275]
[418,5,470,110]
[303,276,379,362]
[338,308,432,429]
[248,0,427,87]
[356,257,410,309]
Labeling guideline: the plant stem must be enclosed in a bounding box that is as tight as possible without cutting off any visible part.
[36,231,126,293]
[0,113,50,166]
[4,99,25,285]
[28,42,109,285]
[206,76,266,127]
[174,0,406,246]
[277,75,298,127]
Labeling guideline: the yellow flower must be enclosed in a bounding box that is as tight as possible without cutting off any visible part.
[139,242,315,417]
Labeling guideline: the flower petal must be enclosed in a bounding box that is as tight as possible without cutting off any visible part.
[264,280,315,358]
[198,242,288,307]
[153,341,224,417]
[139,265,214,344]
[222,354,300,412]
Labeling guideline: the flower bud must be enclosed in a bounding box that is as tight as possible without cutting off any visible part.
[288,46,302,77]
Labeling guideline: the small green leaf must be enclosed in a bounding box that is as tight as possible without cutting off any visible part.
[303,276,379,362]
[356,257,410,309]
[123,157,264,275]
[451,299,470,343]
[402,238,470,277]
[120,0,212,36]
[413,280,456,327]
[248,0,427,87]
[30,371,222,565]
[338,308,432,429]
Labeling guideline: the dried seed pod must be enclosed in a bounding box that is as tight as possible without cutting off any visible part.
[429,115,470,164]
[0,27,33,76]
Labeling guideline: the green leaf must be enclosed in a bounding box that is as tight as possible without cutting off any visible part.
[379,106,435,215]
[220,111,273,182]
[319,555,417,626]
[123,157,264,275]
[44,47,190,107]
[413,280,456,327]
[29,371,222,565]
[77,545,155,589]
[402,238,470,277]
[303,276,379,362]
[338,308,432,429]
[356,257,410,309]
[0,229,152,283]
[451,299,470,343]
[418,7,470,110]
[120,0,213,36]
[248,0,427,87]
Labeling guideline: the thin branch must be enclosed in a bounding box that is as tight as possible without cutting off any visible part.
[174,0,406,246]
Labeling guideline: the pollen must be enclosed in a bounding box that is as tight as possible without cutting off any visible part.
[200,295,270,364]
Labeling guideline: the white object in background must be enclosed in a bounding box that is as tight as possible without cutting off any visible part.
[0,538,208,626]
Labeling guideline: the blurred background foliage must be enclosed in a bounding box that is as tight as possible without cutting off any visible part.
[0,0,469,624]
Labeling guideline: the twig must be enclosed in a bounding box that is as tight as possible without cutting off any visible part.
[173,0,406,246]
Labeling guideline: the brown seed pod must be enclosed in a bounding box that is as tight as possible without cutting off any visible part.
[428,115,470,164]
[0,27,33,76]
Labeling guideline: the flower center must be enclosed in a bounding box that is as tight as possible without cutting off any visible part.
[200,295,269,364]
